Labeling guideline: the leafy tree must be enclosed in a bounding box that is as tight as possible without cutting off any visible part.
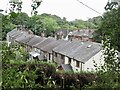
[94,7,120,51]
[10,12,30,27]
[1,14,16,40]
[84,7,120,89]
[1,0,26,40]
[1,42,57,89]
[83,36,120,89]
[88,16,102,28]
[1,42,99,89]
[42,17,60,36]
[28,14,60,36]
[71,19,86,29]
[27,15,45,35]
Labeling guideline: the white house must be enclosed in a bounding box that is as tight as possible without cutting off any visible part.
[7,28,104,72]
[53,41,104,72]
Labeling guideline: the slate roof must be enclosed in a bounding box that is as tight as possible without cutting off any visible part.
[33,37,56,49]
[53,41,101,63]
[69,42,101,62]
[53,41,71,53]
[9,30,28,42]
[70,29,95,38]
[40,39,69,53]
[9,30,22,38]
[53,40,82,55]
[15,32,29,42]
[7,29,17,36]
[26,35,46,47]
[61,64,73,71]
[16,34,34,44]
[58,40,83,57]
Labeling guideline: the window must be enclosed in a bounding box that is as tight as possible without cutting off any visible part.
[76,61,79,68]
[49,53,51,60]
[61,54,64,60]
[80,63,82,71]
[68,58,71,64]
[55,52,57,57]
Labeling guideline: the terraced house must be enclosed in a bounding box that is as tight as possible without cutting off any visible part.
[53,41,103,72]
[7,28,104,72]
[68,29,95,42]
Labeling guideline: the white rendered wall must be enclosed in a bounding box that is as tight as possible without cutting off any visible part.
[70,59,82,72]
[64,56,69,64]
[83,50,104,71]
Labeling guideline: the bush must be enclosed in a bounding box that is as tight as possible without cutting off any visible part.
[2,42,97,89]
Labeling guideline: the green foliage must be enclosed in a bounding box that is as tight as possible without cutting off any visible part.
[1,0,101,40]
[10,12,30,27]
[71,19,87,29]
[1,14,16,40]
[3,65,37,88]
[2,42,96,89]
[27,13,100,37]
[84,38,120,89]
[88,16,102,28]
[28,14,69,36]
[1,11,100,39]
[42,17,60,36]
[84,7,120,89]
[83,71,120,89]
[102,36,119,72]
[2,42,56,89]
[94,7,120,51]
[71,19,98,29]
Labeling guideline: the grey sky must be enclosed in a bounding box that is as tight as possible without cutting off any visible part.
[0,0,108,21]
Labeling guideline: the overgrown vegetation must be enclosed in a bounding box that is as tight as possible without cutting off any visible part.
[1,42,96,89]
[1,0,120,89]
[94,7,120,52]
[84,6,120,90]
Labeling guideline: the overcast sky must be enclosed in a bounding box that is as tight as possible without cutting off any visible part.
[0,0,108,21]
